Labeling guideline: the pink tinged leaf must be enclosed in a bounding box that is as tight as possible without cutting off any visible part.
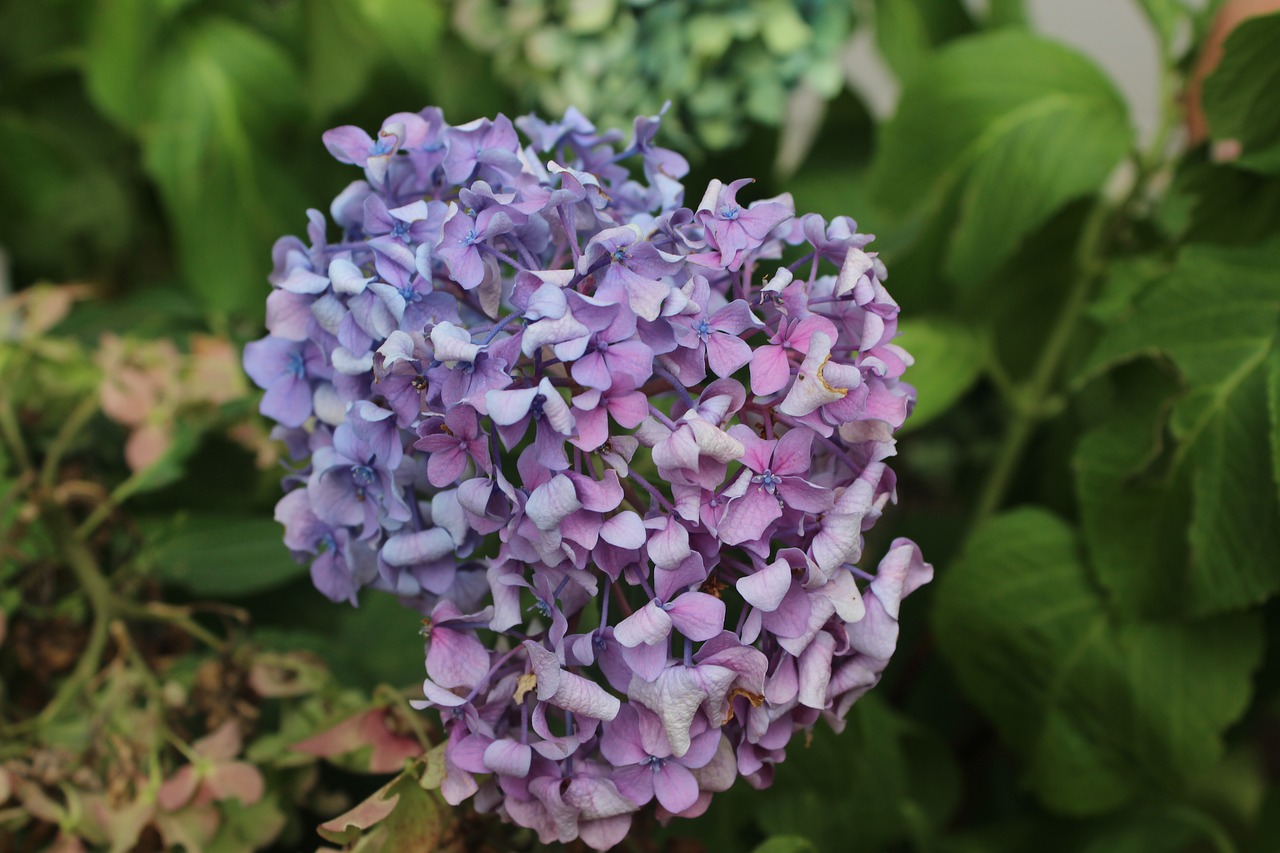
[736,559,792,611]
[749,344,790,395]
[614,601,673,648]
[157,766,199,811]
[483,740,532,777]
[654,762,699,814]
[317,775,400,843]
[194,720,244,761]
[204,761,265,806]
[292,711,368,760]
[666,592,726,642]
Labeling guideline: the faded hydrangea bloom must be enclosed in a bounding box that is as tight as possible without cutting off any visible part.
[452,0,854,149]
[246,104,930,848]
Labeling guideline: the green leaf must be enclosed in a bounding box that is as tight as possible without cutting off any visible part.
[870,32,1133,285]
[1083,242,1280,615]
[1074,363,1191,618]
[896,317,985,431]
[1135,0,1185,56]
[304,0,381,118]
[1202,12,1280,173]
[934,509,1263,814]
[354,0,444,82]
[873,0,974,83]
[141,18,305,315]
[752,838,818,853]
[145,513,306,596]
[984,0,1027,28]
[83,0,166,129]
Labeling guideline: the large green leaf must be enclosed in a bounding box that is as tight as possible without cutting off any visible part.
[146,513,307,596]
[1082,242,1280,615]
[304,0,381,118]
[934,509,1263,814]
[873,0,974,83]
[1202,12,1280,174]
[83,0,167,129]
[870,32,1132,285]
[895,317,985,431]
[1074,362,1191,618]
[141,18,305,316]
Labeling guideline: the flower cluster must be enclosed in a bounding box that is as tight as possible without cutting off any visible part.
[247,104,931,849]
[452,0,854,149]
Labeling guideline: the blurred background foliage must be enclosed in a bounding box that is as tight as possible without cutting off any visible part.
[3,0,1280,851]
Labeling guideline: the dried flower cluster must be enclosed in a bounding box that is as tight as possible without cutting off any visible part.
[246,105,931,849]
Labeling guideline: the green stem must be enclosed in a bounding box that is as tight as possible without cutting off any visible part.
[0,389,32,473]
[970,195,1116,530]
[75,467,148,541]
[39,395,99,490]
[113,598,226,651]
[38,507,114,724]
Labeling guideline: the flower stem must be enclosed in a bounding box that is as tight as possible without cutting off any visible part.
[969,195,1115,531]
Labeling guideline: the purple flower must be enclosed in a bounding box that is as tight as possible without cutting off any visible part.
[248,103,928,850]
[243,336,328,428]
[716,426,833,546]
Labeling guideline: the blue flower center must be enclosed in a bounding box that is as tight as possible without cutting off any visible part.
[530,598,554,618]
[612,247,629,263]
[391,221,410,240]
[530,393,547,419]
[352,465,377,487]
[285,349,307,378]
[462,228,479,246]
[718,205,740,221]
[371,136,396,156]
[398,283,421,303]
[753,469,782,494]
[695,319,712,339]
[642,755,667,771]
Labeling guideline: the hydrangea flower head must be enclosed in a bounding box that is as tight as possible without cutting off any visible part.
[246,104,931,848]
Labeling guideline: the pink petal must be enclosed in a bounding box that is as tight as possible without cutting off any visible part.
[614,601,673,648]
[666,592,726,642]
